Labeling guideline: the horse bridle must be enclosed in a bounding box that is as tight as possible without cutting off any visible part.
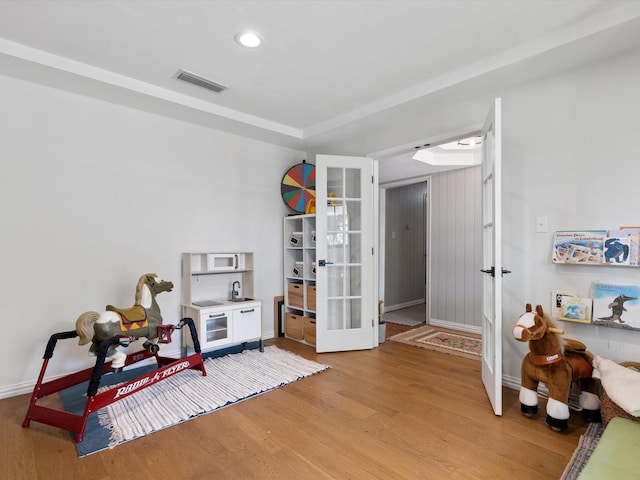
[515,313,547,339]
[515,312,566,365]
[516,312,565,339]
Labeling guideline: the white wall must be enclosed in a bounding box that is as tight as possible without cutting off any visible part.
[499,47,640,386]
[377,45,640,388]
[3,45,640,399]
[0,75,303,397]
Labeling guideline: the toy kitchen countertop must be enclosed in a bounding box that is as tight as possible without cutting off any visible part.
[190,298,260,308]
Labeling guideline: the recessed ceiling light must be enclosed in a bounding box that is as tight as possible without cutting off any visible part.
[438,136,482,150]
[235,31,262,48]
[457,136,482,147]
[412,148,480,166]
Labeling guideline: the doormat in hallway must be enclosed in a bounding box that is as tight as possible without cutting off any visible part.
[389,326,481,360]
[383,304,426,326]
[58,346,329,457]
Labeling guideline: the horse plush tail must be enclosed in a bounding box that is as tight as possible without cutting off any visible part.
[75,311,100,345]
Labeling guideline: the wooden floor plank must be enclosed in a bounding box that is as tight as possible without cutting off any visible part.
[1,331,587,479]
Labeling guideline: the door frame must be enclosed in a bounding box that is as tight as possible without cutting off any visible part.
[378,177,431,322]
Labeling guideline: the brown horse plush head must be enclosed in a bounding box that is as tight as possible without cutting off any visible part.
[514,304,564,341]
[513,304,601,431]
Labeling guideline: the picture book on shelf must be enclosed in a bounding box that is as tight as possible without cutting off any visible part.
[551,291,592,323]
[560,297,592,323]
[603,236,631,265]
[592,282,640,331]
[552,231,606,264]
[551,291,578,319]
[608,227,640,266]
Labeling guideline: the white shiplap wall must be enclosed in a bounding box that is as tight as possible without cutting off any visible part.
[430,166,482,332]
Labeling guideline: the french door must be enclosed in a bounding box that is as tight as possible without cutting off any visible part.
[481,98,503,416]
[315,155,378,352]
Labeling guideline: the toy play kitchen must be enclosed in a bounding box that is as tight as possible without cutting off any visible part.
[181,253,263,354]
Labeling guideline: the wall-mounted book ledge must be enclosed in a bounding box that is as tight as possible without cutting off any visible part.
[552,228,640,266]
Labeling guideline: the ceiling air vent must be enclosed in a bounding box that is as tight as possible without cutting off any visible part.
[175,69,227,93]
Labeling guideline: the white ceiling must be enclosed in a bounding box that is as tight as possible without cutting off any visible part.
[1,1,640,182]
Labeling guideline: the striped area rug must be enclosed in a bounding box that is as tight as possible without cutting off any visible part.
[72,346,328,455]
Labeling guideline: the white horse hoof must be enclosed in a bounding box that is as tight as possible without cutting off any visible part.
[109,351,127,369]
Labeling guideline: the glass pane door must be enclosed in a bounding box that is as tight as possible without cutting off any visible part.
[326,166,363,331]
[481,98,503,416]
[316,154,376,353]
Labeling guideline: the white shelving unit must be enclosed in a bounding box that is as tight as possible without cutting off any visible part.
[283,215,317,346]
[181,252,262,353]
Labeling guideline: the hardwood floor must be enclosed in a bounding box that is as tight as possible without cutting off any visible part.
[2,325,587,479]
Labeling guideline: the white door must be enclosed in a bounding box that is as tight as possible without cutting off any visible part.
[315,154,378,353]
[481,98,505,416]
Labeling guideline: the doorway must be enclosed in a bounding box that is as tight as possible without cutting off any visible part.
[383,181,428,314]
[375,131,483,334]
[374,100,502,415]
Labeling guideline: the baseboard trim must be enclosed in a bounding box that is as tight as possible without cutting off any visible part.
[0,332,529,403]
[502,374,521,391]
[1,344,185,400]
[428,318,481,335]
[383,299,425,313]
[0,380,36,400]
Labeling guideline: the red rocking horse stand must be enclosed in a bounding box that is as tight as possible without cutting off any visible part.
[22,274,206,443]
[513,304,601,431]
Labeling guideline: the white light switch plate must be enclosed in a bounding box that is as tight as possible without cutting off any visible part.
[536,216,548,233]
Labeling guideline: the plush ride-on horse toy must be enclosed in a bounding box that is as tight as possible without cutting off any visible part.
[513,304,601,431]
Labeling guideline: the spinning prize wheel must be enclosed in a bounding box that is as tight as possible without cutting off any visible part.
[281,162,316,213]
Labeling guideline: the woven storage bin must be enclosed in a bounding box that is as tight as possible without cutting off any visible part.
[287,283,304,309]
[306,285,316,311]
[285,312,304,339]
[303,317,316,345]
[601,361,640,426]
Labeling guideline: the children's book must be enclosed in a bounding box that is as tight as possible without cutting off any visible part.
[552,231,606,264]
[610,227,640,266]
[559,297,592,323]
[592,282,640,331]
[551,291,578,319]
[603,235,631,265]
